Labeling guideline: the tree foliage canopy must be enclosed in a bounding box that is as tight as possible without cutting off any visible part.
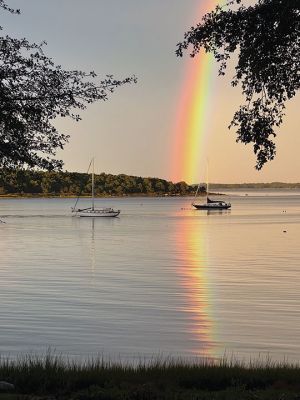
[0,1,135,170]
[177,0,300,169]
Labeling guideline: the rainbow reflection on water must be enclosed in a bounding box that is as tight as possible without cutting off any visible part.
[174,213,219,358]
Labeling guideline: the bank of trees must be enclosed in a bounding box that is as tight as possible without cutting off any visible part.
[0,169,198,196]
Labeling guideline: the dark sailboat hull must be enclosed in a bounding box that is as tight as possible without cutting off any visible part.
[192,203,231,210]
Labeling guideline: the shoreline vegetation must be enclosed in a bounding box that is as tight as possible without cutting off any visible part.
[0,169,197,198]
[0,354,300,399]
[0,169,300,199]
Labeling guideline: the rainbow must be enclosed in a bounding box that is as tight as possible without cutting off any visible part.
[171,1,222,185]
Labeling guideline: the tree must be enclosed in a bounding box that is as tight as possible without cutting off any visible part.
[177,0,300,169]
[0,1,136,170]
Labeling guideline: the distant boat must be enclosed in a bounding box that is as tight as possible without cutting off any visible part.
[192,164,231,210]
[72,158,120,218]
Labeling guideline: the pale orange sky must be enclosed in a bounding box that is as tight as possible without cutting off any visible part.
[4,0,299,183]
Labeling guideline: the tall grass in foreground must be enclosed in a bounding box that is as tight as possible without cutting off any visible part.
[0,353,300,395]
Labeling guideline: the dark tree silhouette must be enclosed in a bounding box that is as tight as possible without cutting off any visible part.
[177,0,300,169]
[0,1,136,170]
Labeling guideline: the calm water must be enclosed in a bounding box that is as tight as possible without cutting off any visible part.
[0,192,300,362]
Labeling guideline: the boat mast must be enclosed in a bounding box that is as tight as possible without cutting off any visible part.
[192,182,201,205]
[72,158,93,213]
[92,158,95,211]
[206,160,209,203]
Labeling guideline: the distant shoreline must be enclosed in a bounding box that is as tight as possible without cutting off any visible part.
[2,169,300,199]
[2,186,300,199]
[209,183,300,189]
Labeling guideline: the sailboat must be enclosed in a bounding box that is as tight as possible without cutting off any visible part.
[192,165,231,210]
[72,158,120,217]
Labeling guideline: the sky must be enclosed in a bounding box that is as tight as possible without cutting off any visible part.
[2,0,299,183]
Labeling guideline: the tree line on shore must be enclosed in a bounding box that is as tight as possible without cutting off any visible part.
[0,169,201,196]
[1,169,298,196]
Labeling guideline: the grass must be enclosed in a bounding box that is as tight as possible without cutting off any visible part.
[0,353,300,399]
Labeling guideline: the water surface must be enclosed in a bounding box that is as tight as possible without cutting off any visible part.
[0,192,299,362]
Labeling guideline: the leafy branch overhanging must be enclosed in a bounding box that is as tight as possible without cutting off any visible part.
[177,0,300,169]
[0,1,136,170]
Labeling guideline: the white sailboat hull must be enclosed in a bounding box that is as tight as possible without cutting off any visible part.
[75,208,120,217]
